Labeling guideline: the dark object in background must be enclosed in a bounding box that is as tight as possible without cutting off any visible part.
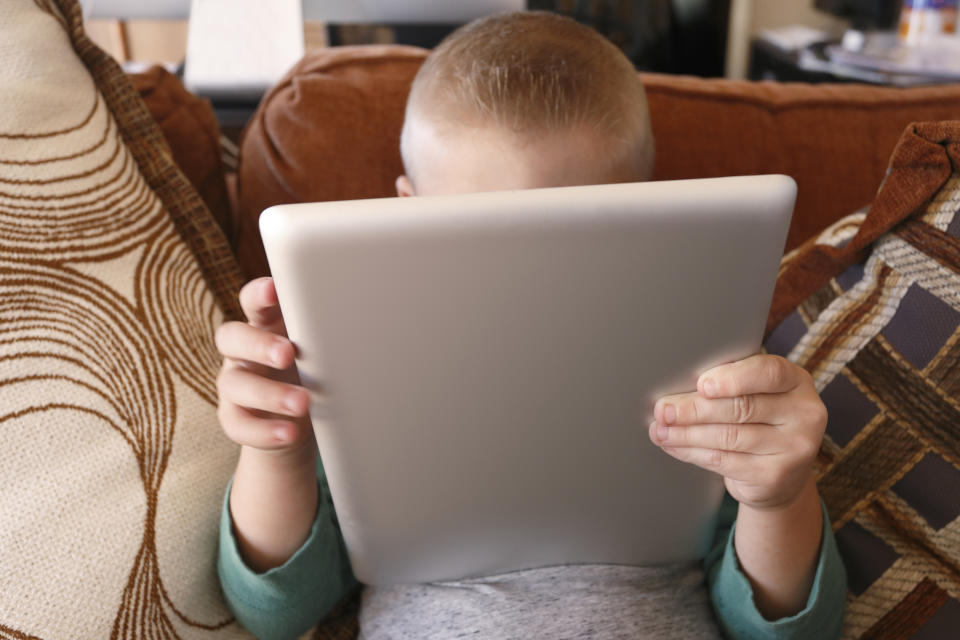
[668,0,730,77]
[529,0,677,71]
[329,1,730,78]
[749,40,869,84]
[528,0,728,77]
[328,23,458,48]
[814,0,901,29]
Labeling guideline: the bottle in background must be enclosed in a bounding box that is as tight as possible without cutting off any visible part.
[899,0,959,45]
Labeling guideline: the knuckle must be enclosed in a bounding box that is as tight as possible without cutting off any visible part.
[764,357,786,389]
[688,398,701,423]
[732,394,754,423]
[720,424,741,451]
[708,449,725,468]
[798,436,821,461]
[808,401,828,430]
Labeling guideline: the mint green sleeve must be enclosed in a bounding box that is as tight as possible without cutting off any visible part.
[217,456,358,640]
[703,492,847,640]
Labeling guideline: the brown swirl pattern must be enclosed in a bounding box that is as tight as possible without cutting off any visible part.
[1,0,245,637]
[139,227,223,407]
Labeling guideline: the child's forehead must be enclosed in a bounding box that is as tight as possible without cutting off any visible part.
[403,115,647,195]
[408,111,625,154]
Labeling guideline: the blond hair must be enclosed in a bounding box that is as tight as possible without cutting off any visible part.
[401,11,654,180]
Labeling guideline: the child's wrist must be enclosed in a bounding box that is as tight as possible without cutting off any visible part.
[738,471,819,518]
[239,441,318,477]
[732,473,824,620]
[231,444,321,573]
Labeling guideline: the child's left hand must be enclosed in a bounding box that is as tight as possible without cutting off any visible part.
[649,354,826,512]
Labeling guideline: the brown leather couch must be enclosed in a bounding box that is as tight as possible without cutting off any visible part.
[226,46,960,281]
[134,47,960,283]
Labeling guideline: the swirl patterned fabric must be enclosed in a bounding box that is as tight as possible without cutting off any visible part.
[764,122,960,638]
[0,0,257,637]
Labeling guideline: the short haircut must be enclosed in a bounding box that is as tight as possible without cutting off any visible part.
[401,11,654,181]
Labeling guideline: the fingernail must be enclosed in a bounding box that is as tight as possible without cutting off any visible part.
[273,426,287,442]
[703,378,717,397]
[662,404,676,425]
[656,424,669,442]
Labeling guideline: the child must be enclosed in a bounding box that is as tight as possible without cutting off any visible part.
[215,12,846,639]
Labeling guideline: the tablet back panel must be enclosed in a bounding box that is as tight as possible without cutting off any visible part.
[260,175,796,585]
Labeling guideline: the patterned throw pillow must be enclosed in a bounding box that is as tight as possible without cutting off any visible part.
[764,121,960,639]
[0,0,253,637]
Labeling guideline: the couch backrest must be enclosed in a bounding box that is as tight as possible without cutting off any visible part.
[236,45,960,279]
[643,73,960,251]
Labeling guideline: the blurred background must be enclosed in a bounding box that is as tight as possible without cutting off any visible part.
[82,0,958,141]
[81,0,857,80]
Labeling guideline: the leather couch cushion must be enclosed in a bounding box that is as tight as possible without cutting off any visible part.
[131,66,234,247]
[237,45,426,279]
[235,45,960,279]
[643,74,960,252]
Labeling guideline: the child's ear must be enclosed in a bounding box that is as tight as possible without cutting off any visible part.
[396,175,415,197]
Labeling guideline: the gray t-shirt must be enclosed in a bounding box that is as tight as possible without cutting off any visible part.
[218,470,847,640]
[360,562,722,639]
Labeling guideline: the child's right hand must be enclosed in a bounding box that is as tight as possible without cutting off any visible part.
[215,277,314,454]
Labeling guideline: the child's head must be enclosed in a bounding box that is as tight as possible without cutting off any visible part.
[397,11,655,197]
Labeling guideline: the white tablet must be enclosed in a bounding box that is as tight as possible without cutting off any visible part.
[260,175,796,585]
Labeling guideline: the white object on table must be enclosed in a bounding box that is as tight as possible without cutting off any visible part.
[183,0,304,100]
[756,25,833,53]
[825,31,960,80]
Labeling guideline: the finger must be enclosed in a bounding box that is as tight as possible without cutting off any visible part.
[217,401,307,450]
[216,321,296,370]
[698,354,800,399]
[654,391,780,426]
[648,420,779,455]
[238,277,287,333]
[658,444,755,482]
[217,365,310,418]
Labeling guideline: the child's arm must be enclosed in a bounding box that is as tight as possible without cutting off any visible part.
[216,277,319,570]
[729,474,823,618]
[215,277,356,638]
[701,489,845,639]
[650,355,846,633]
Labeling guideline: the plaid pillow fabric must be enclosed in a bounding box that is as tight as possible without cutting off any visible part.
[764,122,960,639]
